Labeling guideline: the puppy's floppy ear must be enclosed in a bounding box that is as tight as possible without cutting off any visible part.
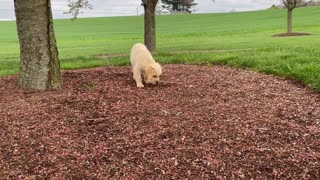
[145,66,155,77]
[155,63,162,75]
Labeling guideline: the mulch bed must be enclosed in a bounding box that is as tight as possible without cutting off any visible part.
[272,32,312,37]
[0,65,319,179]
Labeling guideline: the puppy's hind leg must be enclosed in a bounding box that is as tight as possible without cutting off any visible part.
[133,68,144,88]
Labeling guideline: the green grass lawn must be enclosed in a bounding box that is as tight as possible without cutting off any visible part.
[0,6,319,90]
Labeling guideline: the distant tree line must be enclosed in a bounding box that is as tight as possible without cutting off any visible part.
[161,0,198,13]
[274,0,320,8]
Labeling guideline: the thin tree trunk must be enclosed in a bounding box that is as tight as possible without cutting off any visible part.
[143,0,158,52]
[14,0,62,90]
[287,8,293,33]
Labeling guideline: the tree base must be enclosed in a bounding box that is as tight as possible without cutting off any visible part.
[272,32,312,37]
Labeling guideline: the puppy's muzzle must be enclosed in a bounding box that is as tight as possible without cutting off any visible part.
[149,80,159,85]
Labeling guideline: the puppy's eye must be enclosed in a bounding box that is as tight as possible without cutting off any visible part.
[153,75,157,78]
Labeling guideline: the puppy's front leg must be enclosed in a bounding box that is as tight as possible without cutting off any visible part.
[133,69,144,88]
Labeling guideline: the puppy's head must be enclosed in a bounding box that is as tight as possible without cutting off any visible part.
[145,63,162,85]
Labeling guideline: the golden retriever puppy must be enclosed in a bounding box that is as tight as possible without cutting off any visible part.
[130,43,162,88]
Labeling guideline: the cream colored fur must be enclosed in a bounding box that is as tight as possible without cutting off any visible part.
[130,43,162,88]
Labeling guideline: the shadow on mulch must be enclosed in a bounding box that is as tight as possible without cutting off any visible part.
[0,65,319,179]
[272,32,312,37]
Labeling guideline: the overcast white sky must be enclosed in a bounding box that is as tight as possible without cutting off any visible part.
[0,0,280,20]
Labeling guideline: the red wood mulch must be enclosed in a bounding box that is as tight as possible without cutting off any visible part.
[0,65,319,179]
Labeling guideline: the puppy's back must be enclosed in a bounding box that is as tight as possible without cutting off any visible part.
[130,43,154,67]
[131,43,148,53]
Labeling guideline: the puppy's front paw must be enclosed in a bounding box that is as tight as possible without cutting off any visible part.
[137,83,144,88]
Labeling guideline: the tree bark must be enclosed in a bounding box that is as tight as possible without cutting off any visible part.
[142,0,158,53]
[14,0,62,90]
[287,8,293,33]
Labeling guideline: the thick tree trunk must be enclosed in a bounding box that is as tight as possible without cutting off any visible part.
[14,0,62,90]
[142,0,158,52]
[287,8,293,33]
